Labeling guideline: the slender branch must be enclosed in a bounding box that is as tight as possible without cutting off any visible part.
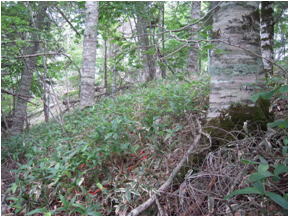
[1,89,38,106]
[54,6,81,37]
[2,52,62,59]
[160,43,189,60]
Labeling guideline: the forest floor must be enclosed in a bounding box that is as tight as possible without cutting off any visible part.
[1,76,288,216]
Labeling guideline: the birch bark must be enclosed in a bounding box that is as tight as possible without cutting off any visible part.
[80,1,99,108]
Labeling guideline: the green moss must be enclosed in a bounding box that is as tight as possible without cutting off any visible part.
[207,99,273,148]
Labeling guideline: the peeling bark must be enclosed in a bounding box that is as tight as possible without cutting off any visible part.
[80,1,99,108]
[208,2,263,119]
[260,1,274,77]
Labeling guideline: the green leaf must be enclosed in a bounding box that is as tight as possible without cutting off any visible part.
[274,164,288,177]
[10,183,18,193]
[248,171,273,182]
[250,90,274,103]
[224,187,262,200]
[277,85,288,94]
[265,192,288,210]
[72,203,86,211]
[257,163,269,173]
[96,183,104,190]
[26,208,48,216]
[252,181,265,194]
[241,159,260,165]
[267,119,288,129]
[59,194,69,207]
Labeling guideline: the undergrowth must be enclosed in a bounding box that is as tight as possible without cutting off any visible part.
[2,78,209,215]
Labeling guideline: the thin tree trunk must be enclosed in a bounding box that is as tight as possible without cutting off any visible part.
[80,1,99,108]
[260,1,274,78]
[135,2,156,82]
[10,3,47,136]
[104,38,108,92]
[42,43,50,122]
[187,1,201,74]
[160,3,166,78]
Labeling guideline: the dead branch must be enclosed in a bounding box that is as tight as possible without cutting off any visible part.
[127,119,203,216]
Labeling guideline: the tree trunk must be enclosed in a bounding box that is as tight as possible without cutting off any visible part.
[80,1,99,108]
[104,38,108,92]
[208,2,263,119]
[260,1,274,78]
[42,43,50,122]
[187,1,201,74]
[10,3,47,136]
[160,3,166,78]
[135,2,156,82]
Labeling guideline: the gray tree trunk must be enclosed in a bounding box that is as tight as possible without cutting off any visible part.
[80,1,99,108]
[41,43,50,122]
[10,3,47,136]
[135,2,156,82]
[260,1,274,77]
[208,2,263,119]
[160,3,166,78]
[187,1,201,74]
[104,38,108,92]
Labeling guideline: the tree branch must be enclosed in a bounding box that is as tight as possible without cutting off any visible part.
[1,89,38,106]
[54,6,81,37]
[2,52,62,59]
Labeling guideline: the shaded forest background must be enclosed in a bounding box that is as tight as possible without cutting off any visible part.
[1,1,288,216]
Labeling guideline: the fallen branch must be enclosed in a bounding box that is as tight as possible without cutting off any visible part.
[127,119,203,216]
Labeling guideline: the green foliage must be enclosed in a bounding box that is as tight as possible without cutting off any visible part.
[225,157,288,211]
[225,82,288,211]
[2,78,209,215]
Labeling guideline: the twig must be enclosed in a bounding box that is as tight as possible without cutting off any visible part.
[127,119,202,216]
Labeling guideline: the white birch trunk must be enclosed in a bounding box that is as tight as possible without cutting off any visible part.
[260,1,274,77]
[208,2,264,119]
[80,1,99,108]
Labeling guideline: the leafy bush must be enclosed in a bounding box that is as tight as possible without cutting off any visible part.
[2,78,209,215]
